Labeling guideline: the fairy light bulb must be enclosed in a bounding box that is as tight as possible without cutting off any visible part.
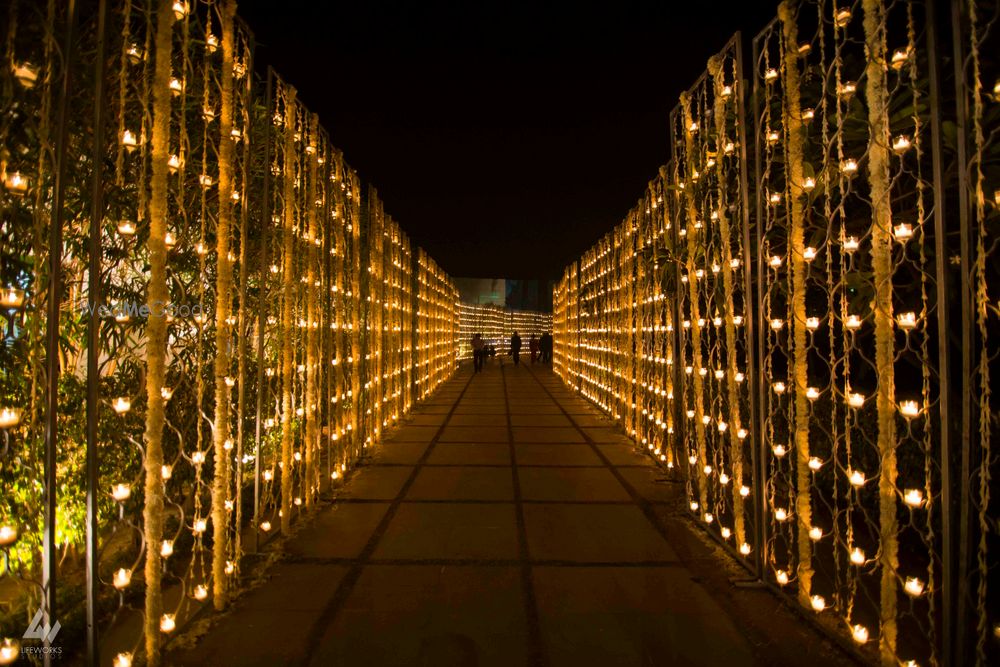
[689,501,699,511]
[719,472,730,485]
[112,483,131,502]
[0,408,22,429]
[850,547,866,565]
[193,518,207,534]
[737,428,748,439]
[764,67,778,82]
[772,381,786,394]
[161,464,172,480]
[838,81,857,97]
[703,513,714,524]
[899,400,921,418]
[113,652,132,667]
[806,317,820,330]
[193,584,208,601]
[896,312,917,330]
[720,527,731,539]
[811,595,826,612]
[803,176,816,191]
[891,47,911,69]
[809,526,823,541]
[845,314,862,330]
[112,397,131,414]
[848,392,866,408]
[192,451,205,465]
[806,387,820,401]
[160,614,176,633]
[739,485,750,497]
[161,540,174,557]
[769,255,782,268]
[171,1,188,20]
[774,508,789,522]
[904,488,924,507]
[0,525,18,547]
[893,135,912,153]
[113,567,132,589]
[739,543,751,555]
[776,570,789,585]
[843,236,860,252]
[849,469,866,487]
[122,129,138,150]
[904,577,925,597]
[852,624,869,643]
[808,457,823,471]
[894,222,914,241]
[260,520,272,532]
[770,318,784,331]
[840,158,858,175]
[773,444,787,458]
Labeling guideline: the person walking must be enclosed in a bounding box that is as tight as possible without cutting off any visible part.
[529,334,539,364]
[471,333,485,373]
[540,332,552,363]
[510,331,522,366]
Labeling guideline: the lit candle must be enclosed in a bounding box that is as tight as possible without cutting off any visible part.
[769,192,782,205]
[770,319,784,330]
[803,246,817,262]
[161,540,174,557]
[1,287,25,309]
[113,567,132,589]
[767,130,780,145]
[206,34,219,53]
[904,488,924,507]
[3,171,28,195]
[843,236,860,252]
[122,129,138,150]
[838,81,857,97]
[0,525,18,547]
[769,255,782,268]
[896,312,917,330]
[117,220,136,236]
[0,408,22,429]
[171,1,188,20]
[165,231,176,248]
[169,77,183,95]
[894,222,914,241]
[835,8,851,26]
[12,62,39,88]
[904,577,925,597]
[161,464,172,480]
[801,108,815,121]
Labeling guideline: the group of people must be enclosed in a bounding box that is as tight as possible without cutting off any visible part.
[470,331,553,373]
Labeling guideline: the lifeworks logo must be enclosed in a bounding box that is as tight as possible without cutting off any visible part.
[23,608,60,642]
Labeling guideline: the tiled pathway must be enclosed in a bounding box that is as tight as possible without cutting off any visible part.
[170,364,846,667]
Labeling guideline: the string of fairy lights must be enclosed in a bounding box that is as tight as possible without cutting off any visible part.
[554,0,999,665]
[456,303,552,360]
[0,1,459,665]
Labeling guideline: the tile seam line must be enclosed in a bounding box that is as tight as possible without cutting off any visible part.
[502,365,548,667]
[296,372,474,666]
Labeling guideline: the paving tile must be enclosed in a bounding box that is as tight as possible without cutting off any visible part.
[533,566,755,667]
[439,425,508,442]
[510,414,572,427]
[406,466,515,501]
[581,427,632,444]
[596,444,650,467]
[405,413,449,426]
[382,425,441,443]
[523,503,678,562]
[512,426,585,443]
[309,565,527,667]
[344,466,413,500]
[518,468,630,502]
[448,413,508,426]
[370,442,428,464]
[514,444,602,466]
[374,503,519,560]
[427,443,512,466]
[616,466,680,503]
[286,503,389,559]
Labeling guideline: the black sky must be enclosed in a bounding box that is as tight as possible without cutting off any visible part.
[238,0,778,279]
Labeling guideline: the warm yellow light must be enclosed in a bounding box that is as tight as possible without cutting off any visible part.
[160,614,176,633]
[904,488,924,507]
[852,624,869,643]
[0,525,18,547]
[113,567,132,589]
[111,483,131,502]
[0,408,22,429]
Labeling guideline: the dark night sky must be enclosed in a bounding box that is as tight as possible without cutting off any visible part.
[238,0,778,280]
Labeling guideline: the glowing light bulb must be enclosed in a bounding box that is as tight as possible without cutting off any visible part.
[894,222,914,241]
[769,255,782,268]
[0,525,18,547]
[720,527,731,539]
[806,387,820,401]
[848,392,865,408]
[260,521,272,532]
[690,501,699,511]
[891,48,910,70]
[773,444,787,458]
[192,451,205,465]
[688,454,697,465]
[809,526,823,541]
[193,584,208,600]
[776,570,789,585]
[843,236,860,252]
[850,547,866,565]
[122,129,138,149]
[193,518,207,534]
[767,130,780,145]
[737,428,748,439]
[161,464,172,480]
[899,400,921,418]
[772,381,786,394]
[113,652,132,667]
[852,624,869,643]
[806,317,820,330]
[719,472,730,485]
[849,469,866,487]
[904,577,925,597]
[770,319,784,330]
[161,540,174,557]
[841,158,858,175]
[703,464,713,475]
[764,67,779,82]
[160,614,176,633]
[263,469,273,481]
[112,397,131,414]
[703,512,714,524]
[740,485,750,497]
[774,508,789,522]
[838,81,857,97]
[803,246,817,262]
[0,408,22,429]
[808,457,823,471]
[112,483,131,502]
[811,595,826,611]
[904,488,924,507]
[769,192,782,205]
[893,135,912,153]
[803,176,816,191]
[739,542,751,555]
[171,1,188,20]
[845,314,862,330]
[113,567,132,589]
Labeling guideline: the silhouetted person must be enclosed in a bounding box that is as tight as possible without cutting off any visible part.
[510,331,522,366]
[540,332,552,363]
[471,333,485,373]
[529,334,539,364]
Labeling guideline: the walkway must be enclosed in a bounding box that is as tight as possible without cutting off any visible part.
[170,364,851,667]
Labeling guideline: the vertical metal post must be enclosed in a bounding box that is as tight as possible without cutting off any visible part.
[43,3,77,664]
[950,0,972,662]
[924,1,954,663]
[85,1,108,664]
[751,26,771,579]
[733,30,764,579]
[252,68,274,553]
